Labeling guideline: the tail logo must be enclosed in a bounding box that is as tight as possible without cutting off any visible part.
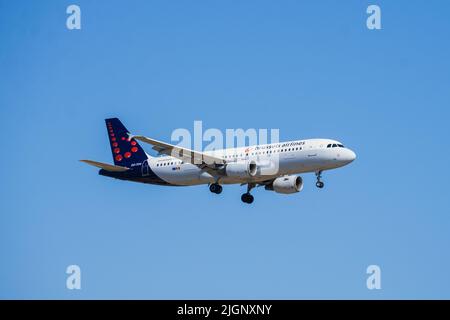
[107,121,138,162]
[106,117,148,167]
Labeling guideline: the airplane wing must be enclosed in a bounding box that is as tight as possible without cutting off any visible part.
[131,135,225,168]
[80,159,130,172]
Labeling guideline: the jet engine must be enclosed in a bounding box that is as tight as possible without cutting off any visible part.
[225,160,257,177]
[265,175,303,194]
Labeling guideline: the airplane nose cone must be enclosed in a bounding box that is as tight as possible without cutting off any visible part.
[338,149,356,164]
[346,149,356,163]
[350,149,356,160]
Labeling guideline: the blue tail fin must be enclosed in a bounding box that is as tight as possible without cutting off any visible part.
[105,118,148,168]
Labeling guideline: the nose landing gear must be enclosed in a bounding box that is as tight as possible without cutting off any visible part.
[315,171,324,189]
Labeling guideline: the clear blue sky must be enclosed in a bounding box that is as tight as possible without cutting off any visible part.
[1,0,450,299]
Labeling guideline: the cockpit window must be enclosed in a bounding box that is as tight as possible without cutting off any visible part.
[328,143,345,148]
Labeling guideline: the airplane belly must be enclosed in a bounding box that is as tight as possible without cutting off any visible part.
[151,163,208,186]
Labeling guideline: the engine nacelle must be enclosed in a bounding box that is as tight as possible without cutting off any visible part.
[225,160,257,177]
[266,175,303,194]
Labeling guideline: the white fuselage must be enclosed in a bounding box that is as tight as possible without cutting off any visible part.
[146,138,356,186]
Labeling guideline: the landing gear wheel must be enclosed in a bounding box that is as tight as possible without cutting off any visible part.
[241,193,254,204]
[209,183,222,194]
[315,171,324,189]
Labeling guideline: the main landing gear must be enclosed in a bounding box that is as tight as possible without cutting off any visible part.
[209,183,223,194]
[315,171,324,189]
[209,182,255,203]
[241,183,255,204]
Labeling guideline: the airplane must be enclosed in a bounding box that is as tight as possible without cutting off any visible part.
[81,118,356,204]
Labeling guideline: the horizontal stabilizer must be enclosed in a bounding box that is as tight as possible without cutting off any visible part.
[80,160,130,172]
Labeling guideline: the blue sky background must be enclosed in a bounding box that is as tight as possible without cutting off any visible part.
[1,0,450,299]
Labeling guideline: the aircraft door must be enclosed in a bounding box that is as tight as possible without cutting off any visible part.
[142,160,150,176]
